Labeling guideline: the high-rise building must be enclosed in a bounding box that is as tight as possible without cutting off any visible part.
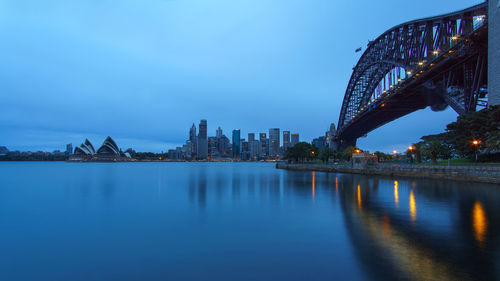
[241,141,249,160]
[216,126,223,139]
[291,133,299,146]
[259,133,267,157]
[197,119,208,159]
[248,133,255,142]
[65,143,73,156]
[312,136,327,148]
[189,123,197,159]
[232,129,240,159]
[208,137,218,158]
[218,135,230,157]
[268,128,280,157]
[327,123,336,148]
[283,131,290,151]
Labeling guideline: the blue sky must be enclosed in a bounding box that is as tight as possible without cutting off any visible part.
[0,0,482,152]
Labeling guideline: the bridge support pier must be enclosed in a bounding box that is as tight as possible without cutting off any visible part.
[489,0,500,106]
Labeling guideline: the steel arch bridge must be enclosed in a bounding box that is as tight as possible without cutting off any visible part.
[335,2,489,150]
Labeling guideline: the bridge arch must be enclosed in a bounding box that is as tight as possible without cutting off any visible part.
[335,2,489,149]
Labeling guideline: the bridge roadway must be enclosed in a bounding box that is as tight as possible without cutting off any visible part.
[335,2,490,150]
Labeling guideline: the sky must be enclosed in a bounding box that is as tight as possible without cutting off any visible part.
[0,0,483,153]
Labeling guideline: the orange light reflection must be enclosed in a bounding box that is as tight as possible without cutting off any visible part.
[357,184,362,209]
[312,172,315,200]
[409,190,417,222]
[472,201,488,245]
[394,181,399,206]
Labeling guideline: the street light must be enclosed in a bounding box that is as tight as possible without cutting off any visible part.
[408,146,414,163]
[472,140,480,161]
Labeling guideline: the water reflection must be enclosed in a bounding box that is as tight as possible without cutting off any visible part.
[312,172,316,200]
[409,189,417,222]
[472,201,488,246]
[394,181,399,207]
[337,173,499,281]
[1,163,499,281]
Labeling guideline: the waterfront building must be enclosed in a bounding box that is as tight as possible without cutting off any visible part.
[71,136,128,161]
[283,131,290,151]
[208,137,218,158]
[259,133,267,157]
[241,141,249,160]
[291,133,299,146]
[217,135,230,157]
[74,139,96,155]
[189,124,197,159]
[96,136,120,155]
[269,128,280,157]
[232,129,241,159]
[65,143,73,156]
[197,119,208,160]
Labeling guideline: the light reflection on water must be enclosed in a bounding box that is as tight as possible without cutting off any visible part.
[0,162,498,281]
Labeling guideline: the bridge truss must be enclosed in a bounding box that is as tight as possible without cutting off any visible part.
[336,2,489,147]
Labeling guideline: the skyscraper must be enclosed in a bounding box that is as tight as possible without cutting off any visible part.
[189,123,197,159]
[232,129,240,159]
[283,131,290,151]
[197,119,208,159]
[269,128,280,157]
[216,126,223,139]
[248,133,255,142]
[65,143,73,156]
[259,133,267,157]
[291,133,299,146]
[327,123,336,148]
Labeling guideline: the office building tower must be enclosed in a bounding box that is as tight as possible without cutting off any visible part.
[248,133,255,142]
[208,137,218,158]
[216,126,223,139]
[312,136,327,148]
[291,133,299,146]
[65,143,73,156]
[327,123,336,148]
[232,129,241,158]
[283,131,290,151]
[241,141,249,160]
[189,123,197,159]
[197,119,208,159]
[218,135,230,157]
[269,128,280,156]
[259,133,267,157]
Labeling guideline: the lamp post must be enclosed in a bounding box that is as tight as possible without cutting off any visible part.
[408,146,414,164]
[472,140,479,162]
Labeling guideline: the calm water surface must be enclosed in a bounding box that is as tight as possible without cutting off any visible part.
[0,162,499,280]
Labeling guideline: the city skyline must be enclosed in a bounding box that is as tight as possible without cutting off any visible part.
[0,0,482,153]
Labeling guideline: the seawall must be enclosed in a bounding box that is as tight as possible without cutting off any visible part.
[276,163,500,184]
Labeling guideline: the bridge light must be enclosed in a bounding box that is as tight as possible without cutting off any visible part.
[451,36,458,40]
[398,78,402,82]
[418,61,424,66]
[433,50,439,55]
[407,71,412,75]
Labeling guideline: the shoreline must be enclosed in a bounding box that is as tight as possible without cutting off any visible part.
[276,163,500,185]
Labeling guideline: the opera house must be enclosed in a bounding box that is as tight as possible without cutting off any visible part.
[69,136,131,161]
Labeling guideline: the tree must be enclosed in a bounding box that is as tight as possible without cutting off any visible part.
[446,105,500,158]
[419,133,453,164]
[285,142,316,163]
[318,147,334,163]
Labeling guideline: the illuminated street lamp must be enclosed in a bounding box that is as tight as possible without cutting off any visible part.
[472,140,480,162]
[355,149,361,153]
